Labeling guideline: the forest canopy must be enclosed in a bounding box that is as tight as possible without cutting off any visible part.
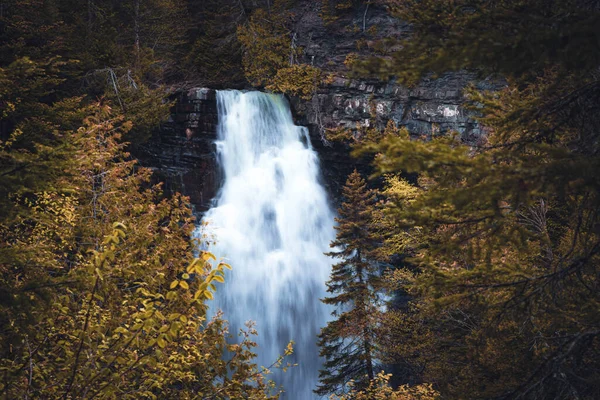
[1,0,599,399]
[347,1,600,399]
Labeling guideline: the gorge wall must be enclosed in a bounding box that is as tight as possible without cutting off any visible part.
[139,75,490,213]
[137,2,500,212]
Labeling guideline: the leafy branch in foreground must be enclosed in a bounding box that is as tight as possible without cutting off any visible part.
[0,103,279,399]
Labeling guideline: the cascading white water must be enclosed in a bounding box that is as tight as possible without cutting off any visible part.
[199,90,335,399]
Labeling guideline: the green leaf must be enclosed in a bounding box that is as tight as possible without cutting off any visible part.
[166,291,177,301]
[169,324,179,338]
[112,222,127,230]
[167,313,180,321]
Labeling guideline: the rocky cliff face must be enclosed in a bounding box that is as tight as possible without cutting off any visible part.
[138,74,492,213]
[286,1,501,197]
[136,88,220,213]
[291,71,496,198]
[287,1,494,141]
[137,2,501,212]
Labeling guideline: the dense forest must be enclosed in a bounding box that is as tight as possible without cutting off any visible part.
[1,0,599,399]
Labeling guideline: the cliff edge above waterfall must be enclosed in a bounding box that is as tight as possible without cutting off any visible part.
[134,1,502,211]
[137,71,496,213]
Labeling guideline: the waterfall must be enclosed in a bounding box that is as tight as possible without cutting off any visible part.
[199,90,335,399]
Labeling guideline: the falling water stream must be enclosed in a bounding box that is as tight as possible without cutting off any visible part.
[200,90,335,399]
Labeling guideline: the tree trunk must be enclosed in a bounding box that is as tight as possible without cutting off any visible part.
[363,335,374,380]
[356,256,375,381]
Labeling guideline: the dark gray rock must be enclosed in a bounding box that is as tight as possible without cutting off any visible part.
[135,89,220,214]
[283,1,503,199]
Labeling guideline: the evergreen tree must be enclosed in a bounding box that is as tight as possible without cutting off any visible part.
[316,170,381,396]
[353,1,600,398]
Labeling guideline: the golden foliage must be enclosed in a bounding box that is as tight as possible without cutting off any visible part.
[330,371,439,400]
[237,8,291,87]
[372,174,422,260]
[237,5,325,98]
[344,52,360,70]
[266,64,322,100]
[0,103,281,399]
[325,119,407,145]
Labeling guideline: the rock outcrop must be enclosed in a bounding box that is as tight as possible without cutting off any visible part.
[285,1,502,197]
[136,88,220,213]
[291,71,497,198]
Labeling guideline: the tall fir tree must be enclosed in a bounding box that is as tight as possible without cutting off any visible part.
[316,170,381,396]
[352,1,600,398]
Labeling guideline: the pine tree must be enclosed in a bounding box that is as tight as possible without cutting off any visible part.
[352,1,600,398]
[316,170,381,396]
